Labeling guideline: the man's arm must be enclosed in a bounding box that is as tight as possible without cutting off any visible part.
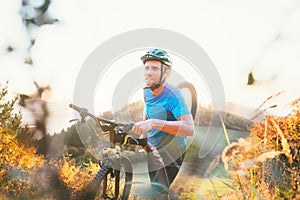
[131,114,194,137]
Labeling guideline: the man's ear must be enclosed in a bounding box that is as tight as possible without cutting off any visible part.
[165,67,171,77]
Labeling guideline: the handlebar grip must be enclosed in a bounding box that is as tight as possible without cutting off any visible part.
[125,122,134,131]
[69,103,89,117]
[127,122,135,130]
[69,103,88,114]
[69,103,80,111]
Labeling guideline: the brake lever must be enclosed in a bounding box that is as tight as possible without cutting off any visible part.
[124,135,139,145]
[69,118,79,123]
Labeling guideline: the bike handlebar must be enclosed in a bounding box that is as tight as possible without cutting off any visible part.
[69,103,134,129]
[69,104,150,148]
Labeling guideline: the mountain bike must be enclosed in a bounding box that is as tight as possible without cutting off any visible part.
[70,103,147,200]
[69,81,197,200]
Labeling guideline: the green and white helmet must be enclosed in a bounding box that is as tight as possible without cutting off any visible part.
[141,49,172,67]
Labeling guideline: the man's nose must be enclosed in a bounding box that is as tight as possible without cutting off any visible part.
[145,69,154,75]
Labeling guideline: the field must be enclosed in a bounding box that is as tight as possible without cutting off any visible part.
[122,126,248,199]
[0,84,299,199]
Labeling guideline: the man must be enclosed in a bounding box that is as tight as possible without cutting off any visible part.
[131,49,195,199]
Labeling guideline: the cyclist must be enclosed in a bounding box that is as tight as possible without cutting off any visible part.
[131,49,195,199]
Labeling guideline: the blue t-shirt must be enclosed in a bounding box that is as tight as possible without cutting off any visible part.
[144,83,190,149]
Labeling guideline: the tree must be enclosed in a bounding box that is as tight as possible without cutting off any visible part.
[0,83,25,135]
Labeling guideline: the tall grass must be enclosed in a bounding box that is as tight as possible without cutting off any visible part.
[222,102,300,199]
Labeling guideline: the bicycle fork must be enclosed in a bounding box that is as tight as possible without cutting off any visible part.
[81,151,117,199]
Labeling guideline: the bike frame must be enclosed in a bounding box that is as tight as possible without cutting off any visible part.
[70,104,138,200]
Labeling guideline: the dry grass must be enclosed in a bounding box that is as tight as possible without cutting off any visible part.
[171,175,236,200]
[221,102,300,199]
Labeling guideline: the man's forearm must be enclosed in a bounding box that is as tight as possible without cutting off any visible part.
[150,115,194,136]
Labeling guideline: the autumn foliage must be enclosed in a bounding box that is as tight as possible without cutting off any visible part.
[0,84,97,199]
[0,129,45,197]
[222,103,300,199]
[0,84,46,198]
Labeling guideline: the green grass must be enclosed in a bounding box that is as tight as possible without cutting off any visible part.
[171,175,237,200]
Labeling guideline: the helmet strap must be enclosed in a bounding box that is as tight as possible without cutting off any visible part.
[149,63,166,91]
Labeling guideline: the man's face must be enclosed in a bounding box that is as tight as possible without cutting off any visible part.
[144,60,169,88]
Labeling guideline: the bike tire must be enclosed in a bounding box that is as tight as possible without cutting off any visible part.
[177,81,198,120]
[80,164,110,200]
[93,157,133,200]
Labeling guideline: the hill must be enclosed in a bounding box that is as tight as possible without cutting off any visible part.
[111,100,254,131]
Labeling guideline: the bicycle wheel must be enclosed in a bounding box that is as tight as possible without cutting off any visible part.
[178,81,197,120]
[94,157,133,200]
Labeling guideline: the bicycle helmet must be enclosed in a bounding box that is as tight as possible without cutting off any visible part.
[141,49,172,67]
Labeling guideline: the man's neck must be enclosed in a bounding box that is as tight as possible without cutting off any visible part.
[152,83,165,96]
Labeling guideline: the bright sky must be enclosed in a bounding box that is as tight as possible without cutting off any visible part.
[1,0,300,133]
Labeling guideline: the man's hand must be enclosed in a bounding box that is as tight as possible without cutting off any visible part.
[131,119,153,138]
[132,114,194,137]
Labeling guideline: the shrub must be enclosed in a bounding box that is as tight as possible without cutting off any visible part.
[0,83,98,199]
[0,83,25,135]
[0,83,47,198]
[222,103,300,199]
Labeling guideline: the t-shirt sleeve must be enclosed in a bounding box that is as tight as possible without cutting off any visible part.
[169,89,190,119]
